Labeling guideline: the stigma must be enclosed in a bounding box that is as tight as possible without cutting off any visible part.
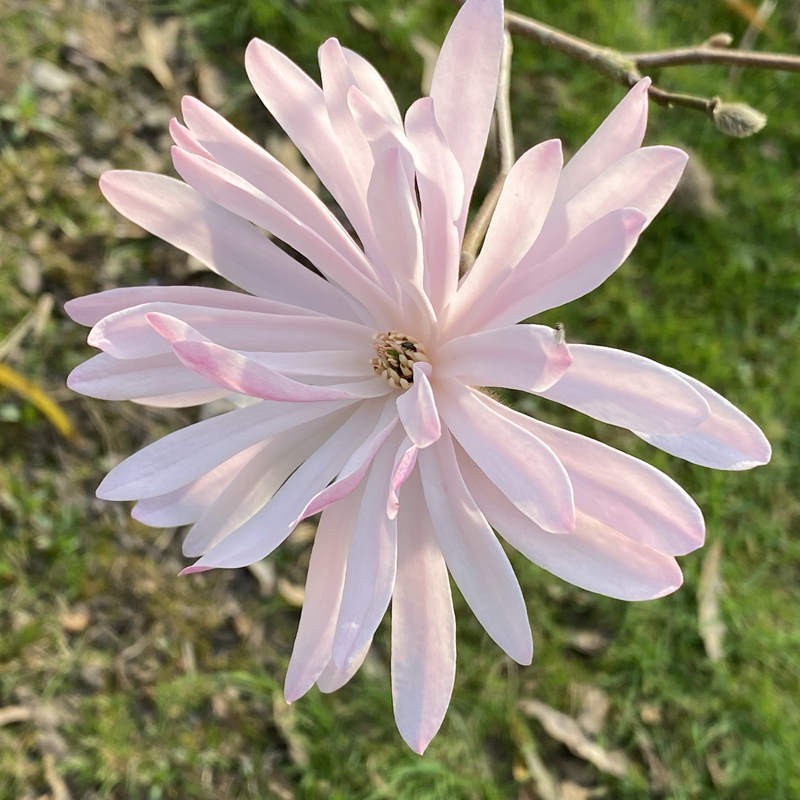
[371,331,429,390]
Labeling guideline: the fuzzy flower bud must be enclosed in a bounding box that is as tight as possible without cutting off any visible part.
[712,100,767,138]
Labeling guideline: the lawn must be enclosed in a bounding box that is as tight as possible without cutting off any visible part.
[1,0,798,797]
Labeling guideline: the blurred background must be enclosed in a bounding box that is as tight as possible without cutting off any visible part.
[1,0,798,797]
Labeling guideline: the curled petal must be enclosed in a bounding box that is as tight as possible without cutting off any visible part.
[539,344,710,435]
[395,363,441,448]
[438,324,572,393]
[387,438,419,520]
[636,370,771,469]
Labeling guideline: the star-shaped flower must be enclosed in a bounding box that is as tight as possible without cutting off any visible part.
[67,0,769,753]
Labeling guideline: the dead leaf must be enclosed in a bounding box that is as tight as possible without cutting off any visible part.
[138,17,182,90]
[277,578,305,607]
[58,605,90,633]
[509,712,560,800]
[572,684,610,736]
[272,692,309,768]
[196,60,228,108]
[0,706,33,726]
[635,730,672,794]
[518,699,630,778]
[410,35,439,95]
[697,539,725,662]
[566,629,609,656]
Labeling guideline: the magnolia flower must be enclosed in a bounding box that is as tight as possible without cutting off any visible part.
[67,0,769,753]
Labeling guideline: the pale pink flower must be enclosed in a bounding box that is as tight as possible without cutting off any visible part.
[67,0,769,753]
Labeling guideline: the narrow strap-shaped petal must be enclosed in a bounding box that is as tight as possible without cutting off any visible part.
[418,430,533,664]
[395,363,441,448]
[457,139,563,307]
[182,405,377,570]
[404,97,463,311]
[342,47,403,127]
[330,434,399,669]
[180,95,376,280]
[168,117,212,158]
[529,145,687,264]
[293,398,397,523]
[181,418,330,557]
[146,312,376,403]
[89,301,374,360]
[438,382,575,533]
[132,441,269,528]
[557,78,651,202]
[244,39,363,227]
[438,324,572,393]
[386,438,419,520]
[636,370,771,469]
[97,397,352,501]
[171,147,394,320]
[65,284,310,327]
[316,639,371,693]
[98,171,357,319]
[67,352,212,402]
[484,394,705,556]
[539,344,710,435]
[392,472,456,754]
[452,208,647,335]
[461,453,684,600]
[284,486,363,702]
[429,0,504,226]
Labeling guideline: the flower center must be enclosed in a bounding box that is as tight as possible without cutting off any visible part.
[371,331,429,390]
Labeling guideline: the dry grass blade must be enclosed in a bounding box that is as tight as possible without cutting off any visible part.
[698,538,726,662]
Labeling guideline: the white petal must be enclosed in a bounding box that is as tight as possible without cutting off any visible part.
[392,473,456,754]
[539,344,710,434]
[438,324,572,393]
[418,431,533,664]
[438,382,575,533]
[636,370,771,469]
[395,363,441,448]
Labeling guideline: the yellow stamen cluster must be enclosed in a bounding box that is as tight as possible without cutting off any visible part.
[371,331,429,390]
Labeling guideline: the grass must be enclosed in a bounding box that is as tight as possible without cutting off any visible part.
[1,0,798,797]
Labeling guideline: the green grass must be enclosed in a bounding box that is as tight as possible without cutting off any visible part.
[1,0,798,797]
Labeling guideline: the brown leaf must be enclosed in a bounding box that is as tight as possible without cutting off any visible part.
[697,539,725,662]
[518,699,630,778]
[138,18,182,90]
[572,684,610,736]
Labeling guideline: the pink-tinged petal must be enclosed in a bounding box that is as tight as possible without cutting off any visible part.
[146,312,367,403]
[98,171,356,318]
[64,285,304,327]
[557,78,651,202]
[387,438,419,520]
[171,147,394,320]
[429,0,504,224]
[97,398,352,501]
[330,435,399,668]
[461,453,684,600]
[366,146,432,325]
[418,431,533,664]
[295,399,398,523]
[89,302,373,360]
[404,97,463,310]
[485,395,705,555]
[131,441,268,527]
[458,140,564,307]
[342,47,403,127]
[460,208,647,334]
[168,117,213,159]
[133,388,229,408]
[284,487,362,702]
[438,324,572,393]
[67,352,212,402]
[182,415,333,557]
[395,363,441,449]
[530,146,687,263]
[392,473,456,754]
[317,639,371,693]
[636,370,771,469]
[539,344,710,435]
[244,39,363,227]
[438,382,574,533]
[180,95,376,280]
[184,406,376,569]
[243,349,369,379]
